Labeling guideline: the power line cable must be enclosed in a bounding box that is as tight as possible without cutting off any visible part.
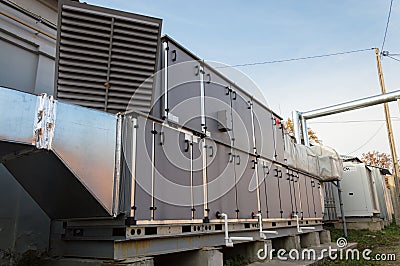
[345,123,385,155]
[381,0,394,53]
[215,48,374,68]
[386,55,400,63]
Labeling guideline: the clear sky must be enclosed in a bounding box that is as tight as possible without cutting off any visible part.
[89,0,400,159]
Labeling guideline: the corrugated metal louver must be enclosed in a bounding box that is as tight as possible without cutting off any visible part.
[55,0,162,113]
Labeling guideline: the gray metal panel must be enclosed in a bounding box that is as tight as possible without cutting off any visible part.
[323,182,338,221]
[192,136,205,219]
[279,167,292,219]
[164,42,202,131]
[298,173,311,218]
[273,115,285,163]
[231,90,253,153]
[0,87,37,145]
[154,124,192,220]
[373,169,389,220]
[287,170,299,214]
[133,116,153,220]
[314,180,323,218]
[253,102,275,160]
[309,178,317,218]
[235,150,258,218]
[204,68,233,147]
[56,0,162,113]
[0,2,57,96]
[257,159,271,217]
[264,166,282,218]
[207,141,237,219]
[53,102,117,215]
[119,115,135,215]
[290,171,301,216]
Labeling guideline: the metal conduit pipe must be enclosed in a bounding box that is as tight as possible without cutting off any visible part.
[0,10,56,40]
[1,0,57,29]
[218,213,254,247]
[301,89,400,120]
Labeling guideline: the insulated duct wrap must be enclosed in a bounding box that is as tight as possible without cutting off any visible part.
[311,145,343,181]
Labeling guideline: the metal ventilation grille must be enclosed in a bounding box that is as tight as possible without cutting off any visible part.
[56,1,162,113]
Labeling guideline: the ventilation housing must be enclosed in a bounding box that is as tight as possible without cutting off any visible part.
[55,0,162,113]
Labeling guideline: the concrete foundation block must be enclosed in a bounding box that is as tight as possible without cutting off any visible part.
[334,218,384,232]
[272,235,301,251]
[223,240,271,263]
[300,232,320,248]
[154,247,223,266]
[43,257,154,266]
[319,230,331,244]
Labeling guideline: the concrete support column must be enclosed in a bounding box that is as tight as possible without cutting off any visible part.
[300,232,320,248]
[44,257,154,266]
[156,247,223,266]
[272,235,301,251]
[319,230,331,244]
[223,240,269,263]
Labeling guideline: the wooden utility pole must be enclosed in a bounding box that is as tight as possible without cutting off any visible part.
[374,48,400,224]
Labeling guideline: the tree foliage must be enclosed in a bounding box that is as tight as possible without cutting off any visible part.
[284,118,320,144]
[361,151,392,170]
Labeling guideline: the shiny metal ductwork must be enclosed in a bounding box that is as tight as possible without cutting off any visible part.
[0,87,118,219]
[55,0,162,114]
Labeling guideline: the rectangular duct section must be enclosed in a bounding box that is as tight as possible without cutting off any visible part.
[55,0,162,114]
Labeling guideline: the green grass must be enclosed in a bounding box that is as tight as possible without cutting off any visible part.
[324,223,400,265]
[224,255,245,266]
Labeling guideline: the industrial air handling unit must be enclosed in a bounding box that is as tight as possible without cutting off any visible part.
[331,160,394,230]
[0,0,343,260]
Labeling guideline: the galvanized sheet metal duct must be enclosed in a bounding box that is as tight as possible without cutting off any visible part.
[55,0,162,113]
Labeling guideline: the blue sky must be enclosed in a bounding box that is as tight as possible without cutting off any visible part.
[90,0,400,158]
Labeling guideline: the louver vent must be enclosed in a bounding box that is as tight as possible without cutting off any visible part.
[55,1,162,113]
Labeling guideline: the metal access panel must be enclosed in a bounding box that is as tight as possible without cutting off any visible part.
[231,89,253,153]
[279,168,293,219]
[336,163,379,217]
[252,102,275,161]
[298,173,311,218]
[204,67,233,147]
[323,182,338,221]
[133,117,154,220]
[265,166,282,219]
[314,180,323,218]
[257,159,272,217]
[158,37,202,132]
[191,136,205,219]
[153,123,193,220]
[55,0,162,113]
[234,150,258,218]
[290,171,301,216]
[309,178,318,218]
[272,115,285,163]
[207,141,237,219]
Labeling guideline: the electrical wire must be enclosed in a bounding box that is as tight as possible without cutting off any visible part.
[381,0,394,53]
[345,123,385,155]
[386,55,400,63]
[215,48,374,68]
